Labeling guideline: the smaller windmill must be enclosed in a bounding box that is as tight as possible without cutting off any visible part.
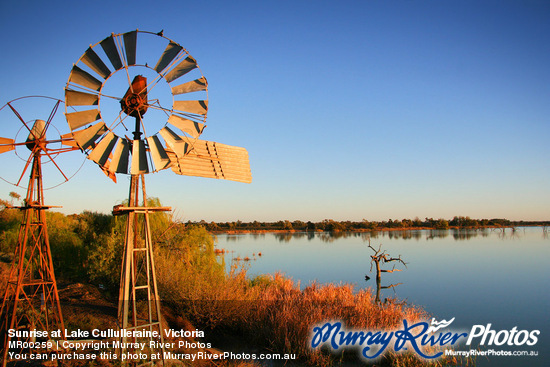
[0,96,79,366]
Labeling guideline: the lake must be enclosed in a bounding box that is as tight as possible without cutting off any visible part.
[217,227,549,366]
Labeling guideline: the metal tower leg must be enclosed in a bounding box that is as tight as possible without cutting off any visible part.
[0,154,65,367]
[115,174,169,366]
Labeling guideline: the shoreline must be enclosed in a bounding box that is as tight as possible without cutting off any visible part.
[211,224,544,235]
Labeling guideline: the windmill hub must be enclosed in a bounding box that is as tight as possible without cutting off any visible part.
[120,75,148,118]
[121,93,147,117]
[25,119,47,151]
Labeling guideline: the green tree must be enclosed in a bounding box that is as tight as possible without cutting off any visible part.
[86,229,123,291]
[0,196,24,252]
[323,219,344,232]
[292,220,305,230]
[434,218,449,230]
[48,212,87,279]
[401,218,413,228]
[206,221,221,232]
[155,225,225,305]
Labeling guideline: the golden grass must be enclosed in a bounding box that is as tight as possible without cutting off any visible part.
[155,249,471,366]
[150,226,472,366]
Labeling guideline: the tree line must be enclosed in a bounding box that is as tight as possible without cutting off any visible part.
[2,192,547,234]
[190,217,550,232]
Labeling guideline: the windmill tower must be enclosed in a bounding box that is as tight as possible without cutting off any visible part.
[0,96,79,367]
[64,30,252,364]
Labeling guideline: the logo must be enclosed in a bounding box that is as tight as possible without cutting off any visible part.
[427,317,455,333]
[466,324,539,347]
[310,318,540,360]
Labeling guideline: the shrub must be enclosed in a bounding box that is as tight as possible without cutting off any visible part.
[0,200,23,253]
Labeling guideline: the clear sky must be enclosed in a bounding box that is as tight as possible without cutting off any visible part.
[0,0,548,222]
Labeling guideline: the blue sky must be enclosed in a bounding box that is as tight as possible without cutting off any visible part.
[0,0,548,222]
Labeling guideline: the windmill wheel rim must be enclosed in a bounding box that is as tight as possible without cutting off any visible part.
[64,30,209,177]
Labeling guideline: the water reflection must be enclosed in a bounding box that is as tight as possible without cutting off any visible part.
[250,233,267,240]
[221,227,536,244]
[224,234,245,242]
[274,233,294,242]
[316,231,365,242]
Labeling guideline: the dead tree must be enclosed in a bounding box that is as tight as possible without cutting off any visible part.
[367,243,407,304]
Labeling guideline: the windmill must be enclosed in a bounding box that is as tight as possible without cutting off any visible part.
[0,96,80,367]
[64,30,252,364]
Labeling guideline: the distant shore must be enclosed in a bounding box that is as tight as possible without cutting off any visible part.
[196,216,549,234]
[211,224,547,235]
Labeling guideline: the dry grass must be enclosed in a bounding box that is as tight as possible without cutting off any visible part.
[155,248,469,367]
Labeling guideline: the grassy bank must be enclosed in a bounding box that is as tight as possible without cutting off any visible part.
[153,226,468,366]
[156,257,469,366]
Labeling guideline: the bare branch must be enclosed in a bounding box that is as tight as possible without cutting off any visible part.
[381,269,402,273]
[384,254,408,268]
[367,243,379,255]
[381,283,403,290]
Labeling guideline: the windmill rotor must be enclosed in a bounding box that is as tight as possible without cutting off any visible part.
[65,29,251,183]
[0,96,82,190]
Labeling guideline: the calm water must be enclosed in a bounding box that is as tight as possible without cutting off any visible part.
[218,227,549,366]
